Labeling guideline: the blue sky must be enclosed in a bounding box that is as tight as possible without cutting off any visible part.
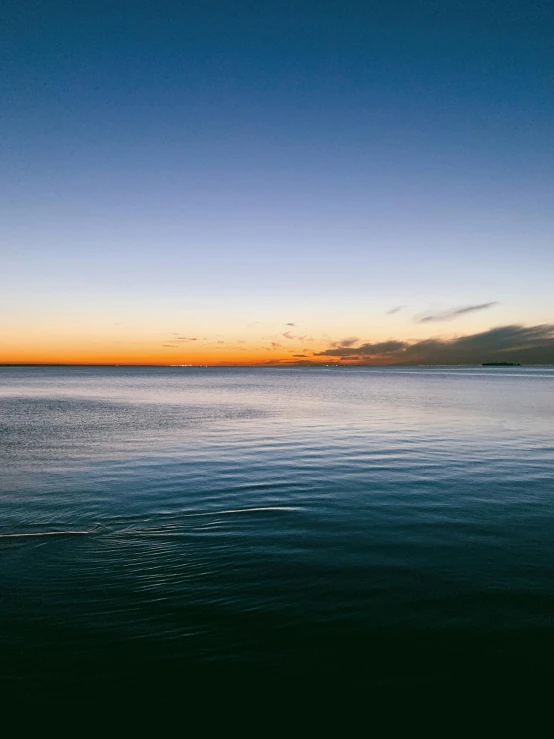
[2,0,553,363]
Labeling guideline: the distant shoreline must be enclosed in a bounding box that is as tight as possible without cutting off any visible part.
[1,363,552,369]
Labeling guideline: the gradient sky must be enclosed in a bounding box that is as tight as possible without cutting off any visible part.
[2,0,553,364]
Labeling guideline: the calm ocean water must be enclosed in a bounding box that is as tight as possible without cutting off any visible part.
[1,366,553,699]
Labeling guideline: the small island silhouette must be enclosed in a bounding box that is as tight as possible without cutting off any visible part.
[482,362,521,367]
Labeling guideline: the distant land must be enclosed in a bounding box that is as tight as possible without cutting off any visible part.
[2,363,553,369]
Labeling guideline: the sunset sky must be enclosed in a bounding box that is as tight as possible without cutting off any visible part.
[2,1,553,365]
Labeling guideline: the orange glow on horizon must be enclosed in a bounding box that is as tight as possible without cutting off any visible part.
[0,344,329,366]
[0,344,402,366]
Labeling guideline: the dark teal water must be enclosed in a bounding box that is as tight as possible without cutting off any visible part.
[1,366,553,700]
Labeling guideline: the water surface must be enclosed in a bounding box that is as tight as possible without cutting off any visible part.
[1,366,553,698]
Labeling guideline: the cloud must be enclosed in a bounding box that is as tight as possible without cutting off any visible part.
[317,340,405,358]
[314,324,554,365]
[284,322,296,326]
[175,336,199,341]
[293,354,308,357]
[161,344,178,348]
[332,337,359,348]
[270,341,282,348]
[387,306,404,315]
[314,341,408,357]
[282,331,309,340]
[416,302,498,323]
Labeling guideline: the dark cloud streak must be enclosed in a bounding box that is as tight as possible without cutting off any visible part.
[417,302,498,323]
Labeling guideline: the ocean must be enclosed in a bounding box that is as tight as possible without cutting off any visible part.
[1,366,553,700]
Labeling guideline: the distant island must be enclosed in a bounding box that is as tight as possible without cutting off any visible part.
[482,362,521,367]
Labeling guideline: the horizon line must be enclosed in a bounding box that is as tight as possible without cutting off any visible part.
[1,363,551,368]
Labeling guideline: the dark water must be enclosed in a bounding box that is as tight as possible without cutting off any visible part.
[1,366,553,700]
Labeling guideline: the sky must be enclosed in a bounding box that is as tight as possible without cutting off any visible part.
[2,0,553,364]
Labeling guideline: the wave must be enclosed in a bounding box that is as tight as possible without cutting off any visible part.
[0,507,301,540]
[0,529,93,538]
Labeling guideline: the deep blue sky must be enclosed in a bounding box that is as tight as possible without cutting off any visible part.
[2,0,554,362]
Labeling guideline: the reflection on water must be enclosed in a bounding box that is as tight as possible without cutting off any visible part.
[1,366,553,698]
